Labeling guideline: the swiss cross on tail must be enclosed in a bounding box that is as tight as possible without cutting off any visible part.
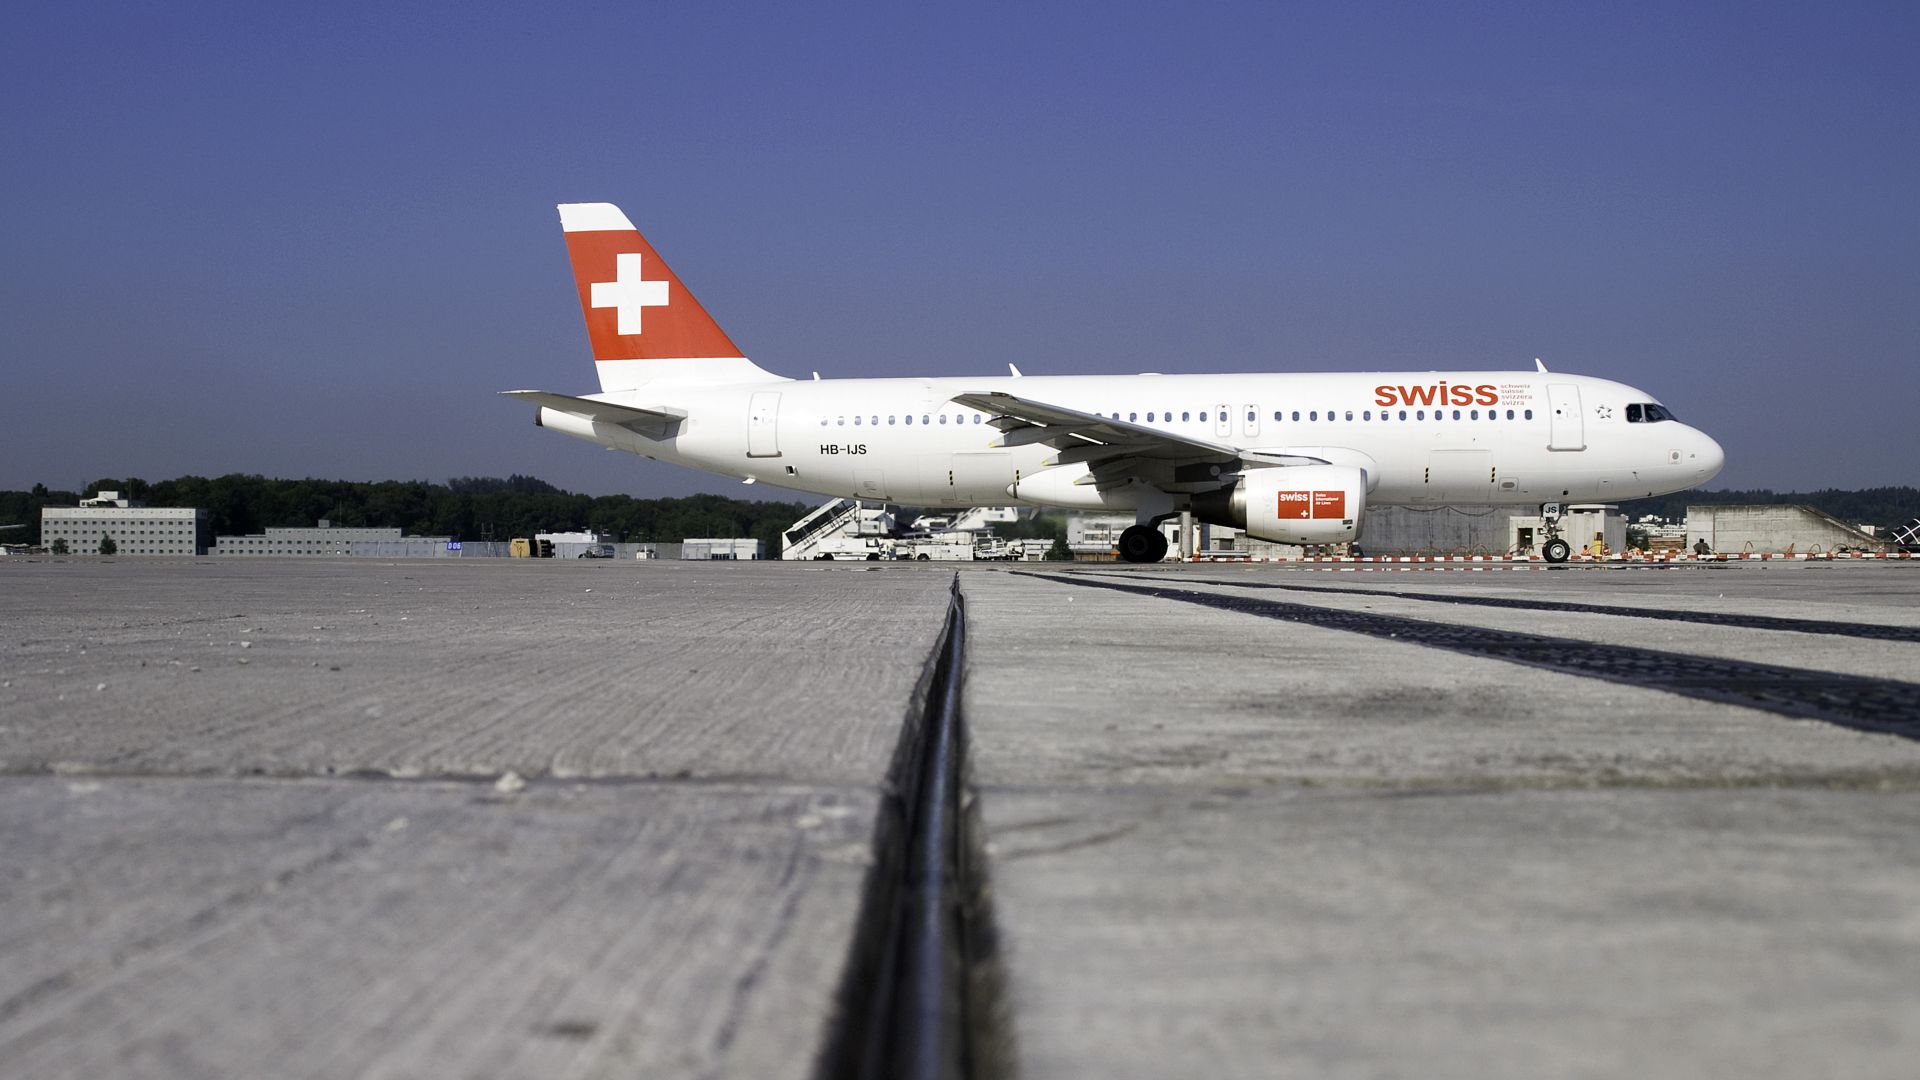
[558,203,745,362]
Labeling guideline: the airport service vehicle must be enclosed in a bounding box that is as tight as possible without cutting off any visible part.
[508,203,1725,563]
[897,539,977,562]
[810,535,895,561]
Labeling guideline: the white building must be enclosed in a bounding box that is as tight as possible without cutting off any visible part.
[41,492,208,556]
[215,523,406,557]
[682,538,762,560]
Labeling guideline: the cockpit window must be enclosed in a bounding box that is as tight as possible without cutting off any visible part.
[1626,402,1676,423]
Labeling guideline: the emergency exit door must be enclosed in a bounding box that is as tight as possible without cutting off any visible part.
[747,392,781,457]
[1546,384,1585,451]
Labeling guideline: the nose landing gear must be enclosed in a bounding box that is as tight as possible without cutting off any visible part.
[1539,502,1571,563]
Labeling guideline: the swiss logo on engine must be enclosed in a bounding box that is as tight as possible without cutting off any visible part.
[1277,490,1346,520]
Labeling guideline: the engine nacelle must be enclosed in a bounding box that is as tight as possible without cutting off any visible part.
[1190,464,1367,545]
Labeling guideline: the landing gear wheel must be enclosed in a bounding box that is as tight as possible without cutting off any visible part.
[1542,537,1572,563]
[1118,525,1169,564]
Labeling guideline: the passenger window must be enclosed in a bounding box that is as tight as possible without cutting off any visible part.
[1363,410,1372,420]
[1292,411,1301,422]
[1398,410,1407,420]
[853,416,862,425]
[939,414,948,424]
[1452,409,1461,419]
[1184,411,1192,422]
[888,416,896,425]
[837,416,845,426]
[1146,412,1155,422]
[1524,409,1533,420]
[973,414,983,424]
[1271,411,1280,421]
[1470,409,1479,420]
[1309,411,1317,421]
[1344,410,1353,421]
[1505,409,1514,419]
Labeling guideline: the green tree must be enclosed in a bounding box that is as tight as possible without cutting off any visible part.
[50,538,68,555]
[1044,535,1073,561]
[97,534,117,555]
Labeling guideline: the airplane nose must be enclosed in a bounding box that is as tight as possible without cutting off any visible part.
[1694,430,1725,483]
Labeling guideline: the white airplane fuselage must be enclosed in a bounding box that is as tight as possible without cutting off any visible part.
[558,369,1724,512]
[514,202,1725,560]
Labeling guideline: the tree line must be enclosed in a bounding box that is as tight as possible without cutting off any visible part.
[5,477,1914,553]
[0,475,811,556]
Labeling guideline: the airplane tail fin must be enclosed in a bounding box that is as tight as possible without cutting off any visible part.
[557,203,784,392]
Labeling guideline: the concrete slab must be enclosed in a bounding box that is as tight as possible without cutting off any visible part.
[0,559,956,1078]
[960,566,1920,1079]
[1111,567,1920,682]
[983,786,1920,1080]
[961,569,1920,790]
[7,557,1918,1078]
[0,776,872,1080]
[1229,561,1920,621]
[0,560,947,781]
[1193,560,1920,624]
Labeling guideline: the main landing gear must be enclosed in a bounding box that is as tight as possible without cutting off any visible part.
[1118,524,1169,564]
[1540,502,1571,564]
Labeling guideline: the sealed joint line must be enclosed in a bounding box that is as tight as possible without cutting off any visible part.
[1148,573,1920,644]
[1021,572,1920,740]
[818,577,987,1080]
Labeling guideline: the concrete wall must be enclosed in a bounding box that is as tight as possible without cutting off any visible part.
[1358,505,1516,556]
[1688,505,1891,554]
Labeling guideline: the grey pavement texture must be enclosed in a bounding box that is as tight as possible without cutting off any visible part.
[963,563,1920,1079]
[1,559,953,1080]
[5,557,1920,1079]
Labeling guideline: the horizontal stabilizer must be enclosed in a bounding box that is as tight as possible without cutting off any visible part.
[500,390,686,436]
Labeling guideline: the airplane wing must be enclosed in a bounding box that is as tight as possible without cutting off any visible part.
[949,390,1240,467]
[500,390,687,437]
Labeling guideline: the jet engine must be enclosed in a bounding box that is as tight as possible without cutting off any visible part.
[1190,464,1367,545]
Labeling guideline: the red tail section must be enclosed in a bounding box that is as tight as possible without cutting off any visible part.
[558,203,745,363]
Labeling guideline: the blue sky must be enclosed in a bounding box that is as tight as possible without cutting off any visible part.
[4,2,1915,497]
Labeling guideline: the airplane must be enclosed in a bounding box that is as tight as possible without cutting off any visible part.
[506,203,1724,563]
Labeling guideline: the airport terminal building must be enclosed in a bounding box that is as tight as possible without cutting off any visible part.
[39,492,209,556]
[214,524,409,557]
